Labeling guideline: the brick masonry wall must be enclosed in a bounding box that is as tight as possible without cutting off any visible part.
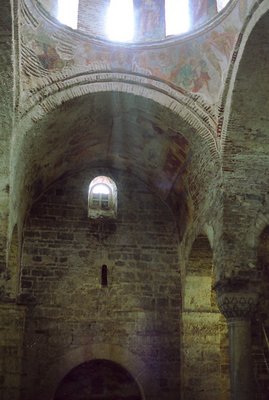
[77,0,110,37]
[220,10,269,280]
[20,169,181,400]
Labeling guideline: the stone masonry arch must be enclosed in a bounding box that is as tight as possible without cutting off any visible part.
[11,80,221,257]
[220,0,269,151]
[214,4,269,281]
[36,343,151,400]
[18,74,218,149]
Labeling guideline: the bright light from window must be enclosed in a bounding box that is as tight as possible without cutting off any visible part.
[216,0,230,12]
[106,0,134,42]
[57,0,79,29]
[165,0,190,36]
[92,184,110,195]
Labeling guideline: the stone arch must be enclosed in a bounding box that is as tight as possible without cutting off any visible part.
[12,80,220,256]
[53,358,143,400]
[37,343,154,400]
[220,0,269,149]
[181,233,230,399]
[18,74,217,150]
[215,5,269,279]
[182,233,217,316]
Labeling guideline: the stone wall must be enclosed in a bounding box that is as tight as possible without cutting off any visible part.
[0,0,13,295]
[0,304,25,400]
[181,235,230,400]
[19,169,181,400]
[220,9,269,280]
[253,226,269,399]
[77,0,109,37]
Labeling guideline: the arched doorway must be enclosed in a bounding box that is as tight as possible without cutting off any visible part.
[53,359,143,400]
[181,234,229,399]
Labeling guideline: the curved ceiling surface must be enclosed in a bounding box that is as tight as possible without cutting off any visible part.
[36,0,234,44]
[14,92,199,203]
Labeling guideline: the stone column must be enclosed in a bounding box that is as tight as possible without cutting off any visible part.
[216,286,258,400]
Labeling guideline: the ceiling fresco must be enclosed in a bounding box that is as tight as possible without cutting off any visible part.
[20,0,253,111]
[38,0,230,41]
[14,93,195,205]
[11,0,260,236]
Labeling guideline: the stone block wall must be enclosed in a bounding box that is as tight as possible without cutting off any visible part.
[253,226,269,399]
[0,304,25,400]
[181,235,230,400]
[19,169,181,400]
[0,0,13,293]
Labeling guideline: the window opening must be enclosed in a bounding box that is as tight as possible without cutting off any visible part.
[92,184,110,209]
[88,176,117,219]
[216,0,230,12]
[165,0,190,36]
[106,0,134,42]
[57,0,79,29]
[101,265,108,287]
[55,0,230,42]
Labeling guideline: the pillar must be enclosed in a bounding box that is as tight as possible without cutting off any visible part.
[189,0,218,27]
[133,0,165,42]
[216,284,258,400]
[77,0,110,37]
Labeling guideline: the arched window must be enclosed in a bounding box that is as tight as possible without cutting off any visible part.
[106,0,134,42]
[88,176,117,219]
[165,0,190,36]
[91,183,111,210]
[216,0,230,12]
[57,0,79,29]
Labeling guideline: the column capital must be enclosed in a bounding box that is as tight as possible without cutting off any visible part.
[215,280,258,320]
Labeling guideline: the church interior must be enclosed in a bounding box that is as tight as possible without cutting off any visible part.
[0,0,269,399]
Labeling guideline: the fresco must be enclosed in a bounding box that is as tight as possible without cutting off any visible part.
[163,134,189,177]
[134,0,164,41]
[23,24,236,99]
[21,0,254,112]
[190,0,217,27]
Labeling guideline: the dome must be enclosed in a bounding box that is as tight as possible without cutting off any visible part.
[37,0,233,43]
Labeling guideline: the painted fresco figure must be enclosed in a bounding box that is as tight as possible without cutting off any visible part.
[189,0,217,27]
[134,0,165,41]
